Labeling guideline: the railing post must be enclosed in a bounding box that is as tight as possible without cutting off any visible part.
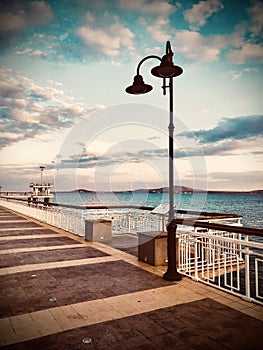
[128,210,131,232]
[244,234,250,300]
[194,235,199,281]
[161,215,165,231]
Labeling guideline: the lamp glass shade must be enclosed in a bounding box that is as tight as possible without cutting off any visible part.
[151,65,183,78]
[151,53,183,78]
[125,74,153,94]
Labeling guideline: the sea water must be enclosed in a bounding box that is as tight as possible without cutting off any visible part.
[52,192,263,228]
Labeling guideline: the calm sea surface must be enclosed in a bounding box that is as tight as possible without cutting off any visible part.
[52,192,263,228]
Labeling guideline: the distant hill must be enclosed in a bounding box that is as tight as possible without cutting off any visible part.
[63,187,263,195]
[250,190,263,194]
[133,186,202,194]
[205,189,263,195]
[70,189,94,193]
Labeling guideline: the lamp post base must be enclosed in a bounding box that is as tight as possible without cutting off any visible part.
[163,270,182,281]
[163,221,182,282]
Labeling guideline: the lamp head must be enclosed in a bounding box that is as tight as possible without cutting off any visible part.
[151,54,183,78]
[125,74,153,94]
[151,41,183,78]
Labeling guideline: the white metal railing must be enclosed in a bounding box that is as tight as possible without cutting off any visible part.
[1,198,243,236]
[0,199,244,237]
[176,223,263,305]
[0,199,164,235]
[0,199,85,235]
[109,209,164,233]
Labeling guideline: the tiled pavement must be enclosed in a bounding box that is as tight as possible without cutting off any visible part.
[0,206,262,349]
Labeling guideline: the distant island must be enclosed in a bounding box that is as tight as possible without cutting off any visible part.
[69,187,263,195]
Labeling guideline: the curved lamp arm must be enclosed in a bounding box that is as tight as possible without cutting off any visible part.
[136,55,162,76]
[135,40,173,76]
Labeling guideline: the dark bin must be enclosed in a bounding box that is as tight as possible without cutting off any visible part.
[138,231,168,266]
[85,220,112,242]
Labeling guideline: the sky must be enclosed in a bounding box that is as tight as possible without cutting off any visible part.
[0,0,262,193]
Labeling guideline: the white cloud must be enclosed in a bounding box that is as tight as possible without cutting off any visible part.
[11,109,40,124]
[27,1,53,26]
[173,19,263,65]
[174,30,225,61]
[111,60,122,66]
[147,17,170,42]
[31,50,43,57]
[208,170,263,191]
[46,80,63,87]
[63,104,85,116]
[223,67,258,80]
[0,68,96,148]
[85,12,95,23]
[227,43,263,64]
[118,0,177,44]
[76,22,135,57]
[0,1,53,33]
[184,0,224,29]
[118,0,176,16]
[16,48,44,58]
[0,13,26,32]
[16,48,33,55]
[227,22,248,48]
[248,0,263,38]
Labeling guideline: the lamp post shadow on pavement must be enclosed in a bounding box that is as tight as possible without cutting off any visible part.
[125,41,183,281]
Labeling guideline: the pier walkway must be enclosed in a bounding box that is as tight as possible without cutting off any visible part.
[0,205,262,349]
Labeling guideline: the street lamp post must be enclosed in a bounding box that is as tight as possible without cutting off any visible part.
[125,41,183,281]
[40,166,45,184]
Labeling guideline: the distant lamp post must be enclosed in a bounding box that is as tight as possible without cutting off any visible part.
[40,166,45,184]
[125,41,183,281]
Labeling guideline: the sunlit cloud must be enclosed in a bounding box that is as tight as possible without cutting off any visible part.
[174,30,225,62]
[184,0,224,30]
[0,68,97,148]
[147,17,171,43]
[227,43,263,64]
[0,1,53,49]
[208,170,263,190]
[118,0,176,16]
[223,67,258,80]
[248,0,263,38]
[179,115,263,143]
[76,18,136,57]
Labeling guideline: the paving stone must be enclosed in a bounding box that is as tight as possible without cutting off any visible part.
[0,228,61,236]
[0,247,108,268]
[126,313,167,338]
[0,236,82,249]
[0,222,42,228]
[0,217,26,221]
[106,234,138,257]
